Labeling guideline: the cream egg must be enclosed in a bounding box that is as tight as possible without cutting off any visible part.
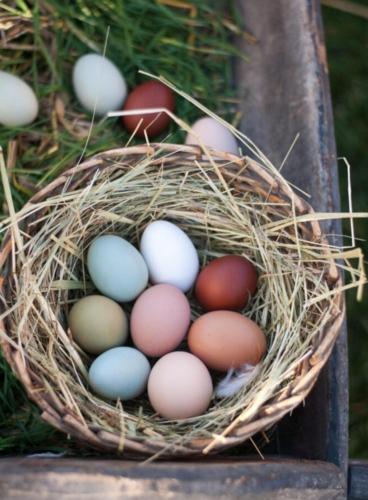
[148,351,213,419]
[185,116,239,155]
[73,53,127,115]
[0,71,38,127]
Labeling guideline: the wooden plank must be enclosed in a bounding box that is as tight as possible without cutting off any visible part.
[235,0,348,476]
[349,460,368,500]
[0,457,345,499]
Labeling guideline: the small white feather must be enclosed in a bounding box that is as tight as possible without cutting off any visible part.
[214,363,261,398]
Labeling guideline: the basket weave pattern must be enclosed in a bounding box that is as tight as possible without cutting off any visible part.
[0,145,344,457]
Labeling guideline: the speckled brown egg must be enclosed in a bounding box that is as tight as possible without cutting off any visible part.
[188,311,266,372]
[122,81,174,138]
[195,255,257,311]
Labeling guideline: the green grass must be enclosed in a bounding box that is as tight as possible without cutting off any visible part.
[0,355,60,453]
[0,1,367,459]
[323,4,368,459]
[0,0,243,210]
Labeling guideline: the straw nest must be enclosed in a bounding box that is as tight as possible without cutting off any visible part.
[0,141,365,459]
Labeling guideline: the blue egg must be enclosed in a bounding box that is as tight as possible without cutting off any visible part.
[89,347,151,400]
[87,235,148,302]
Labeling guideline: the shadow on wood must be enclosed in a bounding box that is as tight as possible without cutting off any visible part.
[349,460,368,500]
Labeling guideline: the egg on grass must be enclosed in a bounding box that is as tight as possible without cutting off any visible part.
[185,116,239,155]
[0,71,38,127]
[73,53,127,115]
[122,80,174,138]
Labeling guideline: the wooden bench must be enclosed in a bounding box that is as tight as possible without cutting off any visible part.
[349,461,368,500]
[1,1,364,498]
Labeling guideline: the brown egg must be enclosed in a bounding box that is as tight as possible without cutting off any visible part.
[188,311,266,372]
[122,80,174,138]
[195,255,257,311]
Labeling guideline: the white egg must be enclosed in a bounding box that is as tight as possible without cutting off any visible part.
[73,53,127,115]
[140,220,199,293]
[185,116,239,155]
[0,71,38,127]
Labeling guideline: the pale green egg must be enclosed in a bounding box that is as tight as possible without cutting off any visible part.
[87,235,148,302]
[89,347,151,400]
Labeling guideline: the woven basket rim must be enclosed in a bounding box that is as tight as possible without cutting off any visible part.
[0,144,345,458]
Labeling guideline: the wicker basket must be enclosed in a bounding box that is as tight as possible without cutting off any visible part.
[0,144,345,458]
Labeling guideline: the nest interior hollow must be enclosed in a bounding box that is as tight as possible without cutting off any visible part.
[0,144,344,458]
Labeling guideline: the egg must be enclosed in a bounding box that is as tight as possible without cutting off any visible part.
[185,116,238,155]
[140,220,199,293]
[0,71,38,127]
[131,284,190,357]
[89,347,150,400]
[68,295,128,354]
[73,54,127,115]
[148,352,213,419]
[87,235,148,302]
[195,255,258,311]
[188,311,266,371]
[122,80,174,137]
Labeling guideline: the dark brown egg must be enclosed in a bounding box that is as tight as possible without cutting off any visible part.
[195,255,257,311]
[188,311,266,371]
[122,80,174,138]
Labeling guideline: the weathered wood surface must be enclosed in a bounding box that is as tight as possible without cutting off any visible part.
[236,0,348,476]
[349,460,368,500]
[0,457,346,500]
